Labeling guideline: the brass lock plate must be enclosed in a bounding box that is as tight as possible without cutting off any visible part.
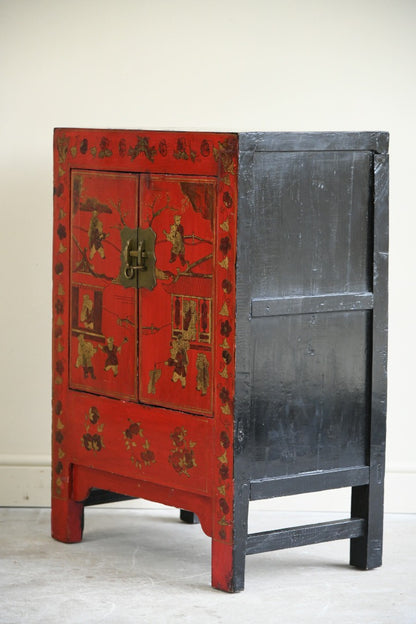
[117,226,157,290]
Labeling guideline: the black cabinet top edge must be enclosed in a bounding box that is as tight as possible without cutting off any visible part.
[238,131,389,154]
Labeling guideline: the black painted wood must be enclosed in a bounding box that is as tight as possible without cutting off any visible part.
[250,466,370,500]
[233,131,388,590]
[251,292,374,317]
[350,152,389,570]
[231,481,250,592]
[250,311,370,478]
[239,131,389,154]
[246,518,366,555]
[249,150,372,299]
[232,145,256,592]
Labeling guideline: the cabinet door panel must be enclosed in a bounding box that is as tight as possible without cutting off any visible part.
[138,174,216,416]
[69,170,139,400]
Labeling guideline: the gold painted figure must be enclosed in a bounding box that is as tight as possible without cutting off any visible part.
[165,334,190,388]
[164,215,186,265]
[196,353,209,396]
[88,210,107,260]
[80,294,94,329]
[76,334,97,379]
[99,336,127,376]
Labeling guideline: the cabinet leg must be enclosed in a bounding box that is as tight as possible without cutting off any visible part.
[211,538,246,593]
[180,509,199,524]
[211,540,235,592]
[350,481,384,569]
[211,482,249,592]
[51,496,84,544]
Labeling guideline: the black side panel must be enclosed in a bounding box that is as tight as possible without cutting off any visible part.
[251,150,373,298]
[250,311,370,478]
[233,132,388,584]
[236,142,376,484]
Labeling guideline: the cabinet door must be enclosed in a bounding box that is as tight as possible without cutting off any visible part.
[69,169,216,414]
[138,174,216,416]
[69,170,139,400]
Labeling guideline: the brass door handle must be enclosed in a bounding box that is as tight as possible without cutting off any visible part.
[118,227,157,290]
[124,238,147,279]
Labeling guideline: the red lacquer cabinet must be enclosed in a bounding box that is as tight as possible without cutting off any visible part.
[52,129,237,591]
[53,129,388,592]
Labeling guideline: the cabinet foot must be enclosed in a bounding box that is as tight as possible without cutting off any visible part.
[51,497,84,544]
[211,539,245,593]
[350,483,383,569]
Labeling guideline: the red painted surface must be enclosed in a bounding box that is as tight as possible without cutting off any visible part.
[52,129,238,591]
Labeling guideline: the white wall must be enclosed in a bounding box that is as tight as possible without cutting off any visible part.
[1,0,415,512]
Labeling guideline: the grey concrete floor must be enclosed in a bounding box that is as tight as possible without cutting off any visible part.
[0,507,415,624]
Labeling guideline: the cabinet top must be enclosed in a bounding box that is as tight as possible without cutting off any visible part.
[54,129,389,154]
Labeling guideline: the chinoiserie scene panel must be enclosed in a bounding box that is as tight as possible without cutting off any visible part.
[138,174,216,416]
[70,170,139,400]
